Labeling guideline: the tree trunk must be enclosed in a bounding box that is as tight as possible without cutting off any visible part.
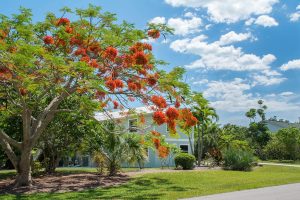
[200,124,204,164]
[188,134,194,155]
[15,149,32,187]
[197,124,201,167]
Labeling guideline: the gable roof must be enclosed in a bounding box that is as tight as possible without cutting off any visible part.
[94,106,154,121]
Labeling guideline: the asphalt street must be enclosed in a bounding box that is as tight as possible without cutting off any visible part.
[181,183,300,200]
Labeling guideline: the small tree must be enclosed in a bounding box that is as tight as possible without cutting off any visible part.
[276,127,300,161]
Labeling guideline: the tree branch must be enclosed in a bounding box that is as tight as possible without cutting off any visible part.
[0,129,21,149]
[0,136,18,169]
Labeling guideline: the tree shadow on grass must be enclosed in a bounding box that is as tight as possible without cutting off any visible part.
[11,176,193,200]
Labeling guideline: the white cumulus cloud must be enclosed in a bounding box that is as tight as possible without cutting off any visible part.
[217,31,252,46]
[170,33,276,72]
[289,5,300,22]
[164,0,278,23]
[202,78,299,113]
[149,14,202,36]
[167,16,202,36]
[254,15,279,27]
[280,59,300,71]
[149,16,166,24]
[251,74,286,86]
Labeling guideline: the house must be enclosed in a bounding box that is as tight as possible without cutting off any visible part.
[266,119,300,133]
[82,106,194,168]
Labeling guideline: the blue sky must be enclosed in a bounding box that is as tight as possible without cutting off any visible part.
[1,0,300,125]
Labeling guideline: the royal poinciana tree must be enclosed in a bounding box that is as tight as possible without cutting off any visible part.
[0,6,196,186]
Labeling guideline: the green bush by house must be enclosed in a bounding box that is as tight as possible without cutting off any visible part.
[175,153,196,170]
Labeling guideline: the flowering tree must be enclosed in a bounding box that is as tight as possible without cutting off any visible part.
[0,5,192,186]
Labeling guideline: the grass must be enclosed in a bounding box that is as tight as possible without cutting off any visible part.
[1,165,300,199]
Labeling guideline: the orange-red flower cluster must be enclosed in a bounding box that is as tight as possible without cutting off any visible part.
[128,82,138,91]
[56,18,70,26]
[89,59,99,68]
[133,51,148,65]
[95,91,106,100]
[0,67,12,80]
[140,114,146,124]
[152,138,161,149]
[143,43,152,51]
[165,107,179,120]
[146,75,157,87]
[180,108,198,128]
[151,130,161,137]
[113,100,119,109]
[151,95,167,108]
[148,29,160,39]
[175,99,181,108]
[104,47,118,61]
[65,26,73,33]
[19,88,27,96]
[153,111,167,125]
[43,36,54,45]
[158,146,169,159]
[105,79,124,91]
[74,48,87,56]
[114,79,124,88]
[105,80,116,91]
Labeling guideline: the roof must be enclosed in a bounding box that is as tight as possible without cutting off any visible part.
[94,106,154,121]
[266,120,300,132]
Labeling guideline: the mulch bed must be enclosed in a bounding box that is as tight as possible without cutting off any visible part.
[0,172,130,194]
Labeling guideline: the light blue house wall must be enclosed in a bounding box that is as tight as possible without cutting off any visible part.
[89,107,194,168]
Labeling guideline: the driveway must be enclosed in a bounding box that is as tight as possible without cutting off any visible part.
[181,183,300,200]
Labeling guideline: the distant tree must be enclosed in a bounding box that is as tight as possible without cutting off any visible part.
[246,100,270,158]
[276,127,300,160]
[245,108,256,122]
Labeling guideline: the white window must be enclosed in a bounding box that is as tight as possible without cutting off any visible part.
[180,144,189,153]
[128,119,138,132]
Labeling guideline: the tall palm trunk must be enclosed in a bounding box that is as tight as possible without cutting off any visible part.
[197,123,201,167]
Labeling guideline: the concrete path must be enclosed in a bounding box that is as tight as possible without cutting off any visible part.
[181,183,300,200]
[259,162,300,168]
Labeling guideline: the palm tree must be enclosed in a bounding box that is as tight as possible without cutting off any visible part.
[191,93,218,167]
[123,133,147,169]
[245,108,256,123]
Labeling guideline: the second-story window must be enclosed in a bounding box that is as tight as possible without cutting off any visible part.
[129,119,138,132]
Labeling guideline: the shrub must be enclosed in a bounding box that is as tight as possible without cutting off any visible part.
[223,148,254,171]
[93,152,106,175]
[263,137,286,160]
[174,153,195,170]
[32,161,43,175]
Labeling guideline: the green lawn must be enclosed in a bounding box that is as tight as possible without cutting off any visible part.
[2,166,300,200]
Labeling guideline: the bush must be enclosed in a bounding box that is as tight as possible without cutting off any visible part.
[223,148,254,171]
[93,152,106,175]
[32,161,43,175]
[263,137,286,160]
[174,153,195,170]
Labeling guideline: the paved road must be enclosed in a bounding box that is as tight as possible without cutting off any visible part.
[181,183,300,200]
[259,162,300,168]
